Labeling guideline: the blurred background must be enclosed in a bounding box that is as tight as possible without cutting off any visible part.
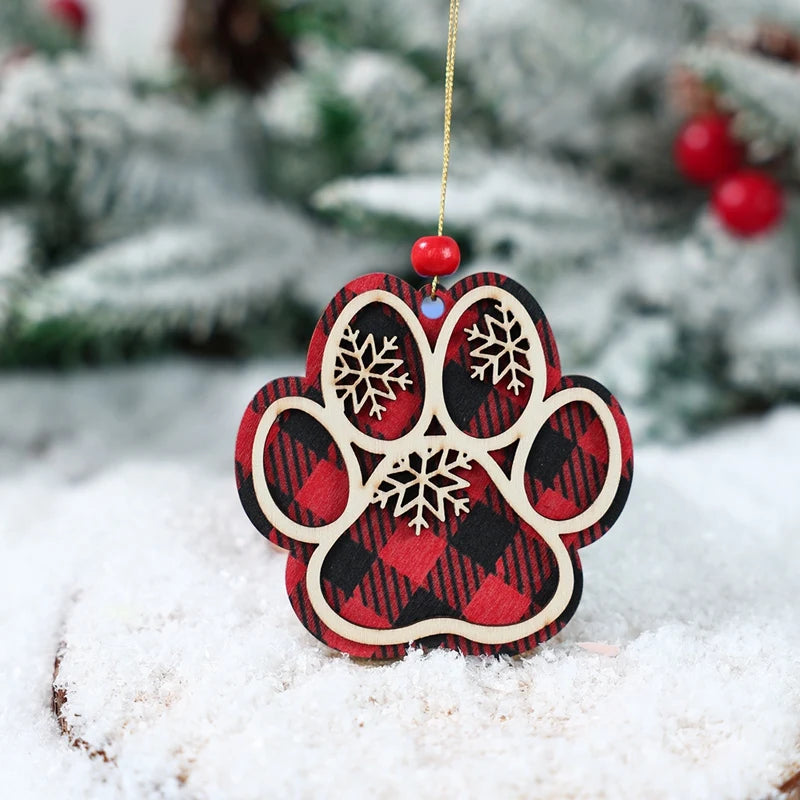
[1,0,800,439]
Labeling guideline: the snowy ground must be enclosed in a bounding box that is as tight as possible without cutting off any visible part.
[0,360,799,800]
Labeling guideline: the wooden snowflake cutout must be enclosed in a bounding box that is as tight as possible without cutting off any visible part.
[465,301,534,395]
[373,447,472,535]
[333,326,412,419]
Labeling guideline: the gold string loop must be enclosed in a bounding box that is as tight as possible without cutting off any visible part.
[431,0,460,300]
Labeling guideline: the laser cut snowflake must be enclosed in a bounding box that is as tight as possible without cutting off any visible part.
[465,301,534,395]
[373,447,472,535]
[333,326,412,420]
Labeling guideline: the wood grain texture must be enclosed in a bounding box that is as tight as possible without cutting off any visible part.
[779,768,800,799]
[52,646,112,764]
[235,272,634,658]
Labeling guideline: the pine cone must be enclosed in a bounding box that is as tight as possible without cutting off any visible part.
[752,21,800,65]
[670,21,800,119]
[668,65,719,117]
[174,0,294,93]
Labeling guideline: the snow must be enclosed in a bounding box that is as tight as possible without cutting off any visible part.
[314,159,620,236]
[0,361,799,799]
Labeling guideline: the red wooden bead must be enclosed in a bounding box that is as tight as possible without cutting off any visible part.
[711,169,785,238]
[48,0,89,35]
[411,236,461,277]
[674,113,745,185]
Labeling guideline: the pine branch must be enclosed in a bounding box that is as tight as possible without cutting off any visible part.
[0,199,394,365]
[0,58,253,249]
[314,157,627,269]
[0,212,33,331]
[0,0,78,57]
[684,45,800,150]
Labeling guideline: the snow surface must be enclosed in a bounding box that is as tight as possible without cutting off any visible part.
[1,361,799,799]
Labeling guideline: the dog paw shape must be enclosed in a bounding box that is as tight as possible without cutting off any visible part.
[236,273,633,659]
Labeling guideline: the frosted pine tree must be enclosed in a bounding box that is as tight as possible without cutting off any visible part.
[1,0,799,435]
[0,1,399,364]
[287,0,800,435]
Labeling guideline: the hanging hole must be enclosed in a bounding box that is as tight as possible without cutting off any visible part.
[421,296,446,320]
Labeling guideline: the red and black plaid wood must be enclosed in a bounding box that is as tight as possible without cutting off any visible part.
[235,272,633,658]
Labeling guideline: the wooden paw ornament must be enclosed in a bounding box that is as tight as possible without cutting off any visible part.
[235,237,634,659]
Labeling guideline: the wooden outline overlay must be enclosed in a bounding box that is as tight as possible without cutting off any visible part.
[251,286,623,646]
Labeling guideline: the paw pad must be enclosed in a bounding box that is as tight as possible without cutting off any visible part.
[236,273,633,658]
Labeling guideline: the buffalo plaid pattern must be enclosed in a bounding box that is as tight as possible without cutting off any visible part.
[235,272,633,658]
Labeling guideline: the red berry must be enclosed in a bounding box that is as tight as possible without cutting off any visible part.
[711,169,784,238]
[411,236,461,278]
[674,113,745,185]
[48,0,89,36]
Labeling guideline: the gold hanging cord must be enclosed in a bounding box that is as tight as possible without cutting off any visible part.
[431,0,460,299]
